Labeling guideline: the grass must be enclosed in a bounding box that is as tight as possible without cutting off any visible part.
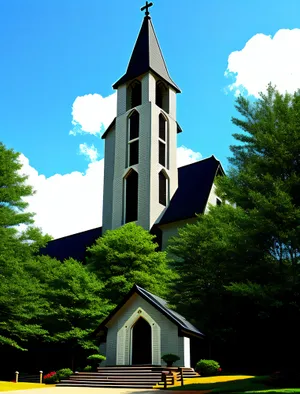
[241,391,300,394]
[0,382,54,392]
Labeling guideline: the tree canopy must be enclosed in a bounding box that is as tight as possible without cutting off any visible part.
[0,143,50,349]
[87,222,176,305]
[168,85,300,371]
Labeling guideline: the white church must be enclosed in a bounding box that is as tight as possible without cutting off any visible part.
[44,4,224,261]
[44,3,225,370]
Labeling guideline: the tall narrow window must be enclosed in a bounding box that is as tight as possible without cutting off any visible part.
[158,114,167,167]
[156,81,169,113]
[128,111,139,167]
[159,171,167,206]
[125,170,138,223]
[127,80,141,110]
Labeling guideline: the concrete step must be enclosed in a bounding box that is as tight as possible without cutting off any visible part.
[58,381,155,388]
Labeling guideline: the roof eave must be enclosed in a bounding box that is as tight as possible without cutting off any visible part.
[101,117,116,140]
[112,68,181,93]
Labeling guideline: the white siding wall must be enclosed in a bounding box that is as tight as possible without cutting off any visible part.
[99,342,107,366]
[102,126,116,233]
[184,337,191,367]
[103,71,179,232]
[205,183,219,213]
[159,218,198,251]
[105,294,185,366]
[117,85,127,116]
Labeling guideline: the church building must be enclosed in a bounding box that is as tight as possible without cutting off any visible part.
[41,3,225,372]
[43,4,224,259]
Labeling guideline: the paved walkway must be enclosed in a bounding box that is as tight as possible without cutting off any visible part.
[5,388,166,394]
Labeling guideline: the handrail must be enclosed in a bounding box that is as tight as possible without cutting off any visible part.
[161,367,184,389]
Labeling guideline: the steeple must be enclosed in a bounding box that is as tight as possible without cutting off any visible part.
[102,4,181,233]
[113,15,180,93]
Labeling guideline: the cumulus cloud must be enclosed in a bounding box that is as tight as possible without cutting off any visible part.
[19,145,201,239]
[70,92,117,136]
[177,145,202,167]
[19,154,104,239]
[225,29,300,97]
[79,143,99,162]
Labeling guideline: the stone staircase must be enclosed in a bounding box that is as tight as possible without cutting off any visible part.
[57,366,199,389]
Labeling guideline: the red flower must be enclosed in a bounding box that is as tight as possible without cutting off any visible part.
[218,368,222,372]
[44,371,57,379]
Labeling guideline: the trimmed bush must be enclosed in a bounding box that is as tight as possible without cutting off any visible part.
[56,368,73,380]
[87,354,106,363]
[83,365,93,372]
[196,359,220,376]
[161,353,180,367]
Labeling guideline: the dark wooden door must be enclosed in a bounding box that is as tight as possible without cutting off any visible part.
[131,317,152,365]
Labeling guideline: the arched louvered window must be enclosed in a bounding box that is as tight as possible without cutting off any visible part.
[158,114,168,168]
[125,170,138,223]
[127,80,142,110]
[159,171,167,206]
[128,111,139,167]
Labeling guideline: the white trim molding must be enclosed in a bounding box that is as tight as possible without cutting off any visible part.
[116,307,161,365]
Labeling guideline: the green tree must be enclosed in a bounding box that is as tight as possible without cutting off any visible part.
[27,256,111,368]
[0,143,50,349]
[87,222,176,305]
[168,85,300,371]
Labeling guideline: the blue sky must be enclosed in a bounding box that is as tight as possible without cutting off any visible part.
[1,0,300,238]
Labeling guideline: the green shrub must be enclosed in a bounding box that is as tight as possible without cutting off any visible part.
[56,368,73,380]
[87,354,106,363]
[83,365,93,372]
[161,353,180,366]
[196,359,220,376]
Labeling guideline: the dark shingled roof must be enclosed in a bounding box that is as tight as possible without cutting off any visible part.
[113,16,180,93]
[95,284,203,339]
[41,157,224,261]
[41,227,102,262]
[159,156,224,225]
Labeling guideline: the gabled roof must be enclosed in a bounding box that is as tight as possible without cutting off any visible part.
[159,156,224,225]
[113,16,180,93]
[40,227,102,262]
[95,284,203,339]
[101,117,116,140]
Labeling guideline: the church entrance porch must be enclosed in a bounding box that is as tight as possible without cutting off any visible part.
[131,317,152,365]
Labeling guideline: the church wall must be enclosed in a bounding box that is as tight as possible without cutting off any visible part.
[102,125,116,233]
[104,293,186,366]
[184,337,191,368]
[169,87,176,119]
[159,217,198,250]
[205,183,219,213]
[99,342,107,366]
[117,84,127,116]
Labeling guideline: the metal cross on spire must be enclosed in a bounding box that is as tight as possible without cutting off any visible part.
[141,1,153,17]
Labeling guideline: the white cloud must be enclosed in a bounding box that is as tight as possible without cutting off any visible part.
[79,143,99,162]
[70,92,117,136]
[225,29,300,97]
[177,145,202,167]
[19,145,201,239]
[19,154,104,239]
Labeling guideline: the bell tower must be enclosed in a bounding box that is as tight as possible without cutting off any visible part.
[102,3,181,232]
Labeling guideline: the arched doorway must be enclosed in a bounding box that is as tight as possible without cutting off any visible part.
[131,317,152,365]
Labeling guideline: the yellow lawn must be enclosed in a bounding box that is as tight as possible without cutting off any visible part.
[0,382,54,392]
[154,374,254,388]
[182,375,254,384]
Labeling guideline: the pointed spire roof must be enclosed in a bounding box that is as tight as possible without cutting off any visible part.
[113,16,180,93]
